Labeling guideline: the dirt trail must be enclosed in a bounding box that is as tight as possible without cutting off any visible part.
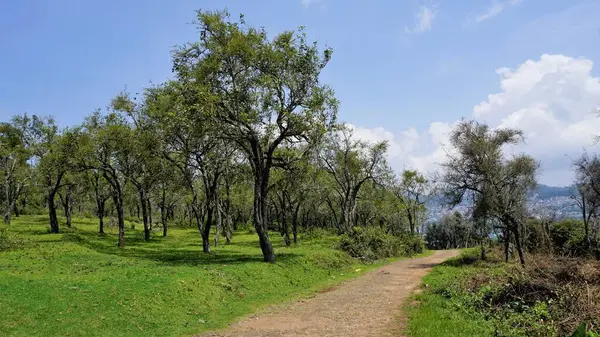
[200,250,459,337]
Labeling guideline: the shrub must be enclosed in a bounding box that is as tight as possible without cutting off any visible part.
[301,228,334,240]
[550,219,586,255]
[339,226,423,261]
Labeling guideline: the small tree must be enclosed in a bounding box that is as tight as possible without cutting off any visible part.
[441,120,538,265]
[81,111,130,247]
[573,153,600,247]
[23,115,80,233]
[0,119,30,224]
[394,170,428,234]
[321,126,389,233]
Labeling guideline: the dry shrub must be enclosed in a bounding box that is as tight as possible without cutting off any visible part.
[498,254,600,335]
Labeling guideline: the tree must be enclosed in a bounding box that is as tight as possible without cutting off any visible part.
[146,83,233,252]
[321,126,389,233]
[394,170,428,234]
[171,10,338,262]
[425,211,475,249]
[441,120,538,265]
[81,111,130,247]
[111,93,165,242]
[573,153,600,246]
[87,168,111,234]
[0,119,30,224]
[23,115,80,233]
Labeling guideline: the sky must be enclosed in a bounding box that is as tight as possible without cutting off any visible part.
[1,0,599,186]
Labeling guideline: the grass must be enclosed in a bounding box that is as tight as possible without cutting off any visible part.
[0,215,399,337]
[405,248,501,337]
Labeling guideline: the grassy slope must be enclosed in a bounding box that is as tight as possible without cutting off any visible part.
[406,249,499,337]
[0,215,390,337]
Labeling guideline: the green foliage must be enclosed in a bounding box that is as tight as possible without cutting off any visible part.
[571,323,600,337]
[425,211,487,250]
[0,215,384,337]
[300,227,335,240]
[339,226,423,262]
[550,219,586,254]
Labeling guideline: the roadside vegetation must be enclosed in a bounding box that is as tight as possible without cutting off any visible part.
[407,119,600,336]
[408,247,600,337]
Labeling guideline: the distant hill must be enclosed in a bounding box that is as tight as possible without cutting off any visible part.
[532,184,574,199]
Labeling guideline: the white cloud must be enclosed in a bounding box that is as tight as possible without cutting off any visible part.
[404,6,437,34]
[468,0,521,24]
[350,54,600,186]
[301,0,320,8]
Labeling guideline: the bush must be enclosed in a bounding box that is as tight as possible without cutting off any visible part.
[301,228,334,240]
[0,228,28,251]
[550,219,586,255]
[339,226,424,262]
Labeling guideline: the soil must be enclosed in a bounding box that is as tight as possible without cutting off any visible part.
[199,250,459,337]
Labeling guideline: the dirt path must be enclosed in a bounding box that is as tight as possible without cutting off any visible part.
[200,250,459,337]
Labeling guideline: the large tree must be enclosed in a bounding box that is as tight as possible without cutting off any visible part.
[170,10,338,262]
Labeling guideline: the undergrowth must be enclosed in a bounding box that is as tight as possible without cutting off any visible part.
[339,226,424,262]
[407,248,600,337]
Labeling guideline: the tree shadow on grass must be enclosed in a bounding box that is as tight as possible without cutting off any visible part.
[59,229,303,266]
[411,263,442,269]
[441,254,480,267]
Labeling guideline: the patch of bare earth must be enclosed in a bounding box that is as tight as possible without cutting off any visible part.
[199,250,459,337]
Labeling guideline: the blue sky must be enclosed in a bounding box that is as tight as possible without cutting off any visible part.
[1,0,599,185]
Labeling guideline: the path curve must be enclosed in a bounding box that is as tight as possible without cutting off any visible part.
[200,250,459,337]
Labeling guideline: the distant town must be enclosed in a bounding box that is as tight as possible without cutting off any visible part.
[427,184,578,222]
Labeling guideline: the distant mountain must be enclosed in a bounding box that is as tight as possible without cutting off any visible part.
[532,184,574,199]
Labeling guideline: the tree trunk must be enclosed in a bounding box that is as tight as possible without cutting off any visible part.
[48,192,59,233]
[140,191,150,242]
[160,188,167,236]
[503,227,510,263]
[278,194,290,246]
[13,201,19,218]
[225,210,232,244]
[114,194,125,248]
[513,222,526,265]
[202,205,212,253]
[480,243,486,261]
[63,185,73,228]
[4,171,11,224]
[584,218,590,248]
[254,169,275,262]
[97,198,106,234]
[224,182,232,244]
[214,201,221,247]
[147,198,153,231]
[292,204,300,244]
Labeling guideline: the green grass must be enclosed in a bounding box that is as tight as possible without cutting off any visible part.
[0,215,396,337]
[406,248,502,337]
